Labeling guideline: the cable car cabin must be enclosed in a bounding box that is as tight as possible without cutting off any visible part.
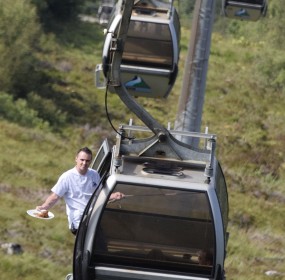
[73,124,229,280]
[97,0,115,26]
[223,0,267,21]
[96,0,180,98]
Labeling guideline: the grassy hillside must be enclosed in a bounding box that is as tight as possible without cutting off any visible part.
[0,14,285,280]
[205,32,285,279]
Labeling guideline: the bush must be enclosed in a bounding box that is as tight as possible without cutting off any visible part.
[27,92,67,129]
[0,92,49,129]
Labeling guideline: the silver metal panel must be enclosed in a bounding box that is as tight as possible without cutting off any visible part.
[224,5,262,21]
[95,266,209,280]
[224,1,267,21]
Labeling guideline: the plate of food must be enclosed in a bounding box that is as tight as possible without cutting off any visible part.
[27,209,54,220]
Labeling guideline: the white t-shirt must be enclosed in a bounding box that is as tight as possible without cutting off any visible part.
[51,167,100,229]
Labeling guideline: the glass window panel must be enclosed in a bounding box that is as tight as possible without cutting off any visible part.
[122,21,173,67]
[215,162,228,232]
[92,184,215,277]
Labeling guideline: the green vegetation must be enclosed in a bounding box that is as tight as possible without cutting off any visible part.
[0,0,284,279]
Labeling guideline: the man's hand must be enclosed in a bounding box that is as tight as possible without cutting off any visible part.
[110,192,125,201]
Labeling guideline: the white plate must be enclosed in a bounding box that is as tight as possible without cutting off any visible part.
[26,209,54,220]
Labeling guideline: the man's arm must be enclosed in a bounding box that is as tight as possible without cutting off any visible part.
[36,192,60,211]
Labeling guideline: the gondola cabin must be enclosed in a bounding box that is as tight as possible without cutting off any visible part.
[96,0,180,98]
[97,0,115,26]
[73,124,229,280]
[223,0,268,21]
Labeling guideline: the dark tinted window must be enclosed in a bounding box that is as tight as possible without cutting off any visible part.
[92,184,215,276]
[122,21,173,68]
[215,162,228,232]
[90,139,110,173]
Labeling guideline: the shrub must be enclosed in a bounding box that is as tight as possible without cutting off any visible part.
[0,92,49,129]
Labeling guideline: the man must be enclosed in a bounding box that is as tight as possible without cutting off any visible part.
[37,147,124,235]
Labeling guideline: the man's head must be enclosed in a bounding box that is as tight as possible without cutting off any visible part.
[75,147,93,175]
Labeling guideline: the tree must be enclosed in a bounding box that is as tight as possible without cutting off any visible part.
[0,0,41,94]
[31,0,86,26]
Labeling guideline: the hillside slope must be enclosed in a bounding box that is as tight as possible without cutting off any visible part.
[0,17,285,280]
